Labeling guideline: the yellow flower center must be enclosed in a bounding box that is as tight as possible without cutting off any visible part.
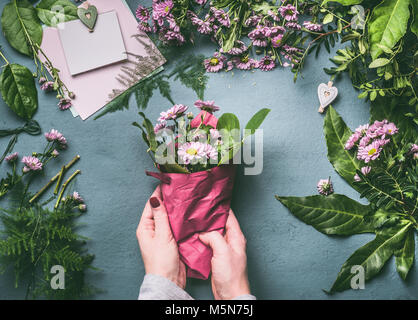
[368,148,376,155]
[165,6,170,12]
[241,56,249,63]
[210,58,219,66]
[187,148,198,156]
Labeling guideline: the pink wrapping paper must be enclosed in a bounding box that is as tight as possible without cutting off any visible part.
[146,165,236,279]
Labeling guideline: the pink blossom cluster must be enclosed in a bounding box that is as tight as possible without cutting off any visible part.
[345,120,398,164]
[44,129,68,149]
[136,2,323,73]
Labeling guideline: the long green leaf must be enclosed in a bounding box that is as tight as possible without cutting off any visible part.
[217,113,240,132]
[369,0,411,60]
[36,0,78,27]
[276,194,375,235]
[412,1,418,37]
[244,108,270,137]
[395,228,415,280]
[329,221,411,293]
[324,106,361,189]
[1,0,43,56]
[0,64,38,120]
[322,0,363,5]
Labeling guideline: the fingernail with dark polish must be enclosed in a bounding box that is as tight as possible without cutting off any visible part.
[150,197,160,208]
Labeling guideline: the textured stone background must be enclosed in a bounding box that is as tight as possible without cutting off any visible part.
[0,0,416,300]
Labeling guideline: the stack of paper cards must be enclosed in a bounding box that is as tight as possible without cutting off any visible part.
[40,0,166,120]
[58,11,127,76]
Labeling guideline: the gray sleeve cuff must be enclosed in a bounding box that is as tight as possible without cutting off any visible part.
[233,294,257,300]
[138,274,194,300]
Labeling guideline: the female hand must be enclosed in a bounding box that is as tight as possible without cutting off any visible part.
[136,186,186,289]
[199,209,251,300]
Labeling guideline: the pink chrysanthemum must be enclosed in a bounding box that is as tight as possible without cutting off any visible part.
[44,129,67,147]
[72,191,84,203]
[5,152,18,163]
[345,132,362,150]
[152,0,173,20]
[317,178,334,196]
[154,121,167,134]
[285,22,301,30]
[195,0,207,4]
[178,142,218,165]
[258,56,275,71]
[357,140,383,163]
[271,34,284,48]
[194,100,220,113]
[279,4,299,21]
[204,52,225,72]
[303,21,322,31]
[232,56,256,70]
[220,40,247,55]
[158,104,188,122]
[354,166,371,181]
[22,156,43,173]
[41,81,54,92]
[196,20,212,34]
[245,15,262,27]
[58,98,72,110]
[212,8,230,27]
[138,22,152,33]
[136,5,150,22]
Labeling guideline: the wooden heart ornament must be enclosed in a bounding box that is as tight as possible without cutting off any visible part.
[318,81,338,113]
[77,4,98,32]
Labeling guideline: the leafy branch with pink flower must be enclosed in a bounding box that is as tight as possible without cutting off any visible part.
[277,105,418,293]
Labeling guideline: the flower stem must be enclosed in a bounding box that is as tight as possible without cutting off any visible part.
[29,155,80,204]
[55,170,81,209]
[54,165,65,195]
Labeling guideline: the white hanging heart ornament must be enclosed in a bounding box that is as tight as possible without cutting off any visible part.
[318,81,338,113]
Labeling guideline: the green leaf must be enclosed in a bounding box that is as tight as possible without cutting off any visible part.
[138,112,157,152]
[329,221,412,293]
[322,13,334,24]
[368,0,411,60]
[36,0,78,27]
[217,113,240,132]
[244,108,270,138]
[0,64,38,120]
[1,0,43,56]
[412,1,418,37]
[322,0,363,5]
[276,194,375,235]
[369,58,390,68]
[324,106,362,189]
[395,228,415,280]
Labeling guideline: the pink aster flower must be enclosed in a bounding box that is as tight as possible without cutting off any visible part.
[220,40,247,55]
[22,156,43,172]
[58,98,72,110]
[285,22,301,30]
[354,166,371,181]
[52,149,59,157]
[271,34,284,48]
[233,56,256,70]
[5,152,18,163]
[138,22,152,33]
[258,56,275,71]
[78,204,87,212]
[195,0,207,4]
[279,4,299,21]
[72,191,84,203]
[158,104,188,122]
[245,15,262,27]
[194,100,220,113]
[303,21,322,32]
[253,39,268,47]
[378,122,398,136]
[41,81,54,92]
[44,129,67,147]
[317,178,334,196]
[411,144,418,153]
[178,142,218,165]
[212,8,230,27]
[196,20,212,34]
[136,5,150,22]
[204,52,225,72]
[345,131,362,150]
[268,10,280,21]
[152,0,173,20]
[357,140,383,163]
[154,121,167,134]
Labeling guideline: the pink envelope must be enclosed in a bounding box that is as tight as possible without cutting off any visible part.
[147,165,236,279]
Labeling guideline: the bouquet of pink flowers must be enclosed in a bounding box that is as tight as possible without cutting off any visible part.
[134,100,269,279]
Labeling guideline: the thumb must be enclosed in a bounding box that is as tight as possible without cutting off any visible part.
[149,196,171,238]
[199,231,228,257]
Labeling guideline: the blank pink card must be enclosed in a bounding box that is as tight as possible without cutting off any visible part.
[40,0,166,120]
